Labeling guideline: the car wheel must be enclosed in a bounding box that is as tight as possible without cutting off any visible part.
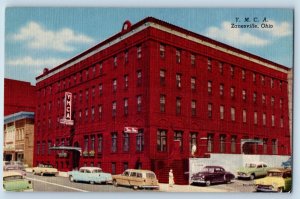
[277,187,283,193]
[33,170,36,175]
[133,185,138,190]
[249,174,255,180]
[205,180,211,186]
[41,172,44,176]
[69,176,74,182]
[90,181,95,185]
[113,180,118,187]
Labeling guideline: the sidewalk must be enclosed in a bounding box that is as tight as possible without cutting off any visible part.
[158,183,227,192]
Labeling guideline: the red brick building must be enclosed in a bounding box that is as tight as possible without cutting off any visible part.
[34,17,291,184]
[4,78,36,116]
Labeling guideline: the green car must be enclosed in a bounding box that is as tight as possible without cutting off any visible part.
[237,162,271,180]
[255,168,292,192]
[3,171,33,192]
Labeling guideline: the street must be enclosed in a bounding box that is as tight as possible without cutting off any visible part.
[25,172,256,192]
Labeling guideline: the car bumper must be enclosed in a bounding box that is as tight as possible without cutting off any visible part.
[191,179,206,184]
[256,187,278,192]
[24,189,34,192]
[141,185,159,189]
[237,175,251,179]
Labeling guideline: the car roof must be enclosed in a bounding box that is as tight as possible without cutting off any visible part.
[124,169,155,173]
[268,168,291,173]
[3,171,22,177]
[80,167,102,170]
[204,166,224,169]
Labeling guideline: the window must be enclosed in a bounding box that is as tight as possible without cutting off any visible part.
[207,134,214,152]
[136,129,144,152]
[242,69,246,80]
[160,70,166,85]
[220,84,224,96]
[99,63,103,74]
[254,111,258,125]
[176,97,181,115]
[219,62,223,75]
[137,45,141,59]
[230,66,234,78]
[85,108,89,121]
[85,89,89,102]
[90,135,95,151]
[124,98,128,116]
[37,142,40,155]
[92,66,96,77]
[220,105,224,120]
[84,137,89,152]
[112,101,116,117]
[97,135,103,153]
[98,105,102,120]
[176,49,181,63]
[272,139,278,155]
[231,107,235,121]
[263,113,266,126]
[123,162,128,171]
[113,56,117,67]
[111,133,117,152]
[191,54,196,66]
[112,79,117,92]
[263,139,268,154]
[99,84,103,96]
[41,142,46,155]
[231,136,236,153]
[271,96,275,106]
[243,109,247,123]
[253,73,256,83]
[124,50,128,63]
[86,70,89,80]
[160,44,165,58]
[271,78,274,88]
[137,70,142,86]
[157,129,167,152]
[92,86,95,98]
[280,81,283,90]
[208,103,212,118]
[262,94,266,105]
[190,132,197,152]
[272,115,275,127]
[137,95,142,112]
[123,133,129,152]
[280,117,284,128]
[191,100,196,116]
[124,75,129,89]
[208,58,212,72]
[261,75,265,85]
[253,92,257,103]
[174,131,183,151]
[91,106,95,121]
[79,110,82,121]
[191,77,196,91]
[208,81,212,94]
[242,90,246,101]
[48,102,52,111]
[160,95,166,113]
[220,135,226,153]
[280,98,283,109]
[176,74,182,88]
[230,87,235,98]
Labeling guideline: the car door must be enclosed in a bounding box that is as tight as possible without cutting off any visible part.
[214,168,224,182]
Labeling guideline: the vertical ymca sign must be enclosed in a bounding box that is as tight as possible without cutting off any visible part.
[60,92,74,125]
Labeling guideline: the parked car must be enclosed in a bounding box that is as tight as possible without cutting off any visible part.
[112,169,159,190]
[32,164,58,176]
[3,164,26,176]
[3,171,33,192]
[68,167,112,184]
[237,162,272,180]
[255,168,292,192]
[281,157,292,169]
[190,166,235,186]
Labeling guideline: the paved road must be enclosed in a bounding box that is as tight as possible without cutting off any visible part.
[25,172,255,192]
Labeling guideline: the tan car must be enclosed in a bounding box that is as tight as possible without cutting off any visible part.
[112,169,159,190]
[32,164,58,176]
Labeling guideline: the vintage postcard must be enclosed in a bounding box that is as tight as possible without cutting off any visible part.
[3,8,293,192]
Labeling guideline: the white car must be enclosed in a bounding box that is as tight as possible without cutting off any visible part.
[32,164,58,176]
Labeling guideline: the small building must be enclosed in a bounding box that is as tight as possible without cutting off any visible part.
[4,112,35,167]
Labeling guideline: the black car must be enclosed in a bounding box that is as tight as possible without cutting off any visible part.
[191,166,235,186]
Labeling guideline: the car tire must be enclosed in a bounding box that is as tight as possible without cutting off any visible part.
[69,176,74,182]
[41,172,44,176]
[33,170,36,175]
[278,187,283,193]
[113,180,118,187]
[133,185,138,190]
[90,181,95,185]
[205,180,211,186]
[249,174,255,180]
[225,176,231,184]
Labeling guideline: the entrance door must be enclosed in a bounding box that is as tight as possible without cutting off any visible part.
[72,142,80,170]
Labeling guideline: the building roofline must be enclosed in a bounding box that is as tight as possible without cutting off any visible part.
[36,16,290,82]
[4,111,34,124]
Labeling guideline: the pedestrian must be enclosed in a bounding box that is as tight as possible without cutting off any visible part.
[169,169,174,187]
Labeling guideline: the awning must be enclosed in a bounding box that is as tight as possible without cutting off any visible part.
[49,146,82,153]
[241,139,263,144]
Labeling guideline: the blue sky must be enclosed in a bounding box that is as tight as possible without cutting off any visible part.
[5,8,293,85]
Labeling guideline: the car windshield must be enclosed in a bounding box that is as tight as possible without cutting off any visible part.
[92,169,102,173]
[201,167,215,173]
[245,163,256,168]
[268,172,283,177]
[4,175,23,181]
[44,165,53,168]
